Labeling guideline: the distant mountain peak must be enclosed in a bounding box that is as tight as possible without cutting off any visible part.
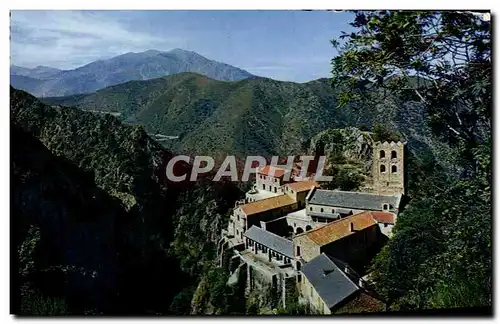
[11,48,255,97]
[168,48,191,53]
[35,65,59,70]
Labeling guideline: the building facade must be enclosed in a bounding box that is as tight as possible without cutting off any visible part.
[244,225,294,265]
[298,253,385,314]
[228,194,297,244]
[292,211,394,273]
[372,141,406,196]
[305,188,403,223]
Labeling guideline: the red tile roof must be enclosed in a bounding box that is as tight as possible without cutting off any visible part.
[285,180,318,193]
[370,212,395,224]
[296,211,396,246]
[258,165,289,178]
[301,212,378,246]
[240,194,295,216]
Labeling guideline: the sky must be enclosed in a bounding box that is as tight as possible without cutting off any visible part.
[10,10,355,82]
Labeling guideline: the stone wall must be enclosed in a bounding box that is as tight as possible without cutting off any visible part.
[285,215,315,235]
[293,234,321,263]
[298,273,331,314]
[372,141,406,196]
[320,225,382,274]
[256,174,285,195]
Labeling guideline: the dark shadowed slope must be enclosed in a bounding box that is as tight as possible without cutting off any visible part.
[11,86,243,315]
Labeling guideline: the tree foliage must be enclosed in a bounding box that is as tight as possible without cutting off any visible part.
[331,10,491,310]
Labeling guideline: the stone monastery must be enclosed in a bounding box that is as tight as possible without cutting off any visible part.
[218,141,406,314]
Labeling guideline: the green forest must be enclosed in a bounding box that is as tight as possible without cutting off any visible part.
[330,11,491,310]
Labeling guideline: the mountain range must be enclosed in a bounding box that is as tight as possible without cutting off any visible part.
[13,48,441,163]
[10,49,254,97]
[41,72,437,160]
[41,73,359,157]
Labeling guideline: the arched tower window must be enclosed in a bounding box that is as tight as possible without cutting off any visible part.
[391,150,397,159]
[392,165,397,173]
[380,164,386,173]
[379,150,385,158]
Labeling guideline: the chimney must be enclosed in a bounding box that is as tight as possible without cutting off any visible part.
[349,222,354,232]
[358,278,365,288]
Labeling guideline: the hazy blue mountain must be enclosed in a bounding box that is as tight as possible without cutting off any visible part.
[10,74,44,92]
[10,65,62,80]
[10,49,255,97]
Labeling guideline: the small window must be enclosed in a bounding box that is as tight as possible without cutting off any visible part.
[310,207,313,211]
[380,164,386,173]
[320,208,324,213]
[391,150,397,159]
[262,184,265,190]
[383,204,389,210]
[392,165,397,173]
[332,209,335,213]
[296,246,301,256]
[380,150,385,158]
[237,214,240,221]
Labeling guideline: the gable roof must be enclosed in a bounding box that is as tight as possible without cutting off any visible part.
[285,180,318,193]
[298,211,378,246]
[371,211,395,224]
[244,226,294,258]
[258,165,289,178]
[307,189,401,211]
[240,194,295,216]
[301,253,359,309]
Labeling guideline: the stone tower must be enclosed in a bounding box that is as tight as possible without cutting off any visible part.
[372,141,406,196]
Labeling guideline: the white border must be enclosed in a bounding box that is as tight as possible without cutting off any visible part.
[2,2,497,324]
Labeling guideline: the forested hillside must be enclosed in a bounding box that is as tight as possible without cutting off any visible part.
[331,11,491,311]
[11,87,244,315]
[10,10,491,316]
[42,72,437,159]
